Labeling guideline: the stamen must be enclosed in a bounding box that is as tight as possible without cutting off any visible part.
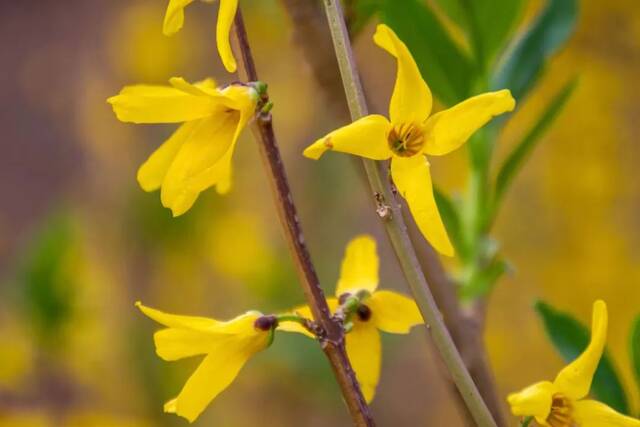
[546,394,575,427]
[387,122,425,157]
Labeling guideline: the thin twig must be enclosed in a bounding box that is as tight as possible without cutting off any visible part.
[277,1,508,424]
[319,1,497,426]
[230,9,375,427]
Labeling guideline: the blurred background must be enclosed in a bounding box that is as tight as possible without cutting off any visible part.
[0,0,639,425]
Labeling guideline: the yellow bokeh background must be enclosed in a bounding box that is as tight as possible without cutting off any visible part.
[0,0,638,425]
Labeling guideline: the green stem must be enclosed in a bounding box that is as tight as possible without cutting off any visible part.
[320,1,497,426]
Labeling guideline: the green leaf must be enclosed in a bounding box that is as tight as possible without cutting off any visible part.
[491,0,578,101]
[534,301,630,414]
[494,78,577,210]
[473,0,526,66]
[630,314,640,394]
[433,187,465,258]
[18,214,77,343]
[378,0,475,106]
[460,257,508,300]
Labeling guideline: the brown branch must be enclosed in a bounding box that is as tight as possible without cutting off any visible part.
[277,1,508,425]
[230,9,375,427]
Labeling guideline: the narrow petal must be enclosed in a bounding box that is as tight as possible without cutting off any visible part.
[137,121,196,192]
[166,334,269,422]
[573,400,640,427]
[335,235,380,297]
[554,300,608,400]
[107,80,226,124]
[160,113,239,216]
[153,328,217,361]
[303,115,392,160]
[216,0,239,73]
[423,90,516,156]
[136,302,220,331]
[163,0,195,36]
[366,290,422,334]
[346,323,381,403]
[506,381,556,423]
[390,156,453,256]
[373,24,432,124]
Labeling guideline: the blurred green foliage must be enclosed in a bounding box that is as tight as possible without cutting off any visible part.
[14,213,77,346]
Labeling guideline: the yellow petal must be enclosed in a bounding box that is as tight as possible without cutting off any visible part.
[153,328,218,361]
[373,24,432,124]
[390,156,453,256]
[506,381,556,423]
[303,115,392,160]
[277,299,339,338]
[335,235,380,297]
[573,400,640,427]
[423,90,515,156]
[137,121,196,192]
[136,302,221,331]
[136,302,261,335]
[166,334,269,422]
[366,290,422,334]
[163,0,195,36]
[107,79,226,124]
[160,113,240,216]
[346,323,381,403]
[216,0,239,73]
[554,300,608,400]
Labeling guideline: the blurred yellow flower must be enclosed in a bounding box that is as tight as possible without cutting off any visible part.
[304,24,515,256]
[163,0,238,72]
[108,78,258,216]
[508,301,640,427]
[280,235,423,402]
[137,302,278,422]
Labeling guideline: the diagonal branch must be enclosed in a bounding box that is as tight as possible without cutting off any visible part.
[230,8,375,427]
[277,1,508,425]
[314,1,497,426]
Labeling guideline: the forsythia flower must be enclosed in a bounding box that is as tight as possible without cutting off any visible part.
[163,0,238,72]
[303,24,515,256]
[108,78,258,216]
[508,300,640,427]
[137,302,292,422]
[280,235,423,402]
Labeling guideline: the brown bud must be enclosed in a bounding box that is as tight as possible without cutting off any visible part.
[254,315,278,331]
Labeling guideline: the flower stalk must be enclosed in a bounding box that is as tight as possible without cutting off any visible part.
[229,8,375,427]
[319,1,497,426]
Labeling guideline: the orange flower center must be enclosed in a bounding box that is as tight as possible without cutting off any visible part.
[387,122,424,157]
[546,394,576,427]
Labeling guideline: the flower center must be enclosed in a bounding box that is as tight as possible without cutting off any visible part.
[546,394,575,427]
[387,122,425,157]
[356,304,372,321]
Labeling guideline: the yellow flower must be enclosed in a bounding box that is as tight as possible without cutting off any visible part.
[163,0,238,72]
[303,24,516,256]
[507,301,640,427]
[136,302,282,422]
[280,235,423,402]
[108,78,258,216]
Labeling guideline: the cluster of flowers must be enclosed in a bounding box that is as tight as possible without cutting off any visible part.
[107,1,640,425]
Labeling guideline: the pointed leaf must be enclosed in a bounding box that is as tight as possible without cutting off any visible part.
[535,301,630,414]
[491,0,578,102]
[494,78,577,209]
